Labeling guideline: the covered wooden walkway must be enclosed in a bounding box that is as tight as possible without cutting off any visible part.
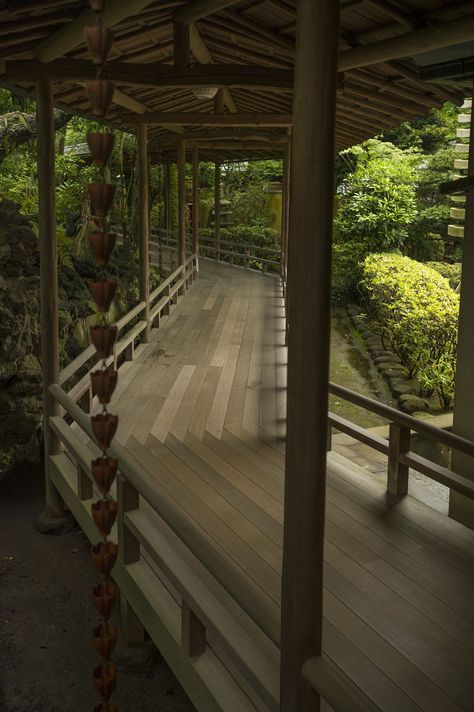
[69,259,474,712]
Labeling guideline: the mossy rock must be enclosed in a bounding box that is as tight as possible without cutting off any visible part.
[374,355,400,365]
[398,394,427,413]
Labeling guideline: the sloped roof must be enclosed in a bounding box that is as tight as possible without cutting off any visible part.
[0,0,472,160]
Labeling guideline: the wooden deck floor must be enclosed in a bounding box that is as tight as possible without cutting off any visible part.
[110,260,474,711]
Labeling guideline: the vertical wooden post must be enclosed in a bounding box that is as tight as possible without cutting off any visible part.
[181,601,206,658]
[214,160,221,261]
[450,85,474,528]
[387,422,410,496]
[137,125,150,342]
[173,21,190,68]
[192,146,200,256]
[280,1,340,711]
[36,77,63,519]
[178,139,186,272]
[117,474,145,645]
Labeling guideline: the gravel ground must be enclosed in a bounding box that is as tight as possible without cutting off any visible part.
[0,465,195,712]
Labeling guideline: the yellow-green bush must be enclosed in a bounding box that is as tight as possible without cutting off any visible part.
[361,253,459,409]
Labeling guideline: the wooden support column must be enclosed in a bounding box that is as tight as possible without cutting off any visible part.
[280,1,341,710]
[281,139,290,278]
[178,139,186,271]
[36,77,63,519]
[137,125,150,341]
[214,160,221,261]
[450,86,474,528]
[164,163,171,238]
[192,146,200,255]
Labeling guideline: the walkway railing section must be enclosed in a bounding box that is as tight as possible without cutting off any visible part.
[60,254,198,406]
[151,228,281,275]
[50,252,474,712]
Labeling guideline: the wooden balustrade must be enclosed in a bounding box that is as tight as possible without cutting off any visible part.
[150,228,281,275]
[47,383,280,710]
[328,382,474,500]
[60,256,199,405]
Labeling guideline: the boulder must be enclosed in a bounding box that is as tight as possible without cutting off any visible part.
[398,394,427,413]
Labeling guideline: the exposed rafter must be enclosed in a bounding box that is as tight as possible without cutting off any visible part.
[33,0,157,63]
[173,0,242,24]
[122,112,292,126]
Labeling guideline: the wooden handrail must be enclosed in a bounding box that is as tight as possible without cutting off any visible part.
[329,382,474,458]
[59,256,197,389]
[49,382,281,648]
[302,656,379,712]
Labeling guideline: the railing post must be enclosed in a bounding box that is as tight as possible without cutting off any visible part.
[244,248,250,270]
[117,474,145,645]
[125,339,134,361]
[77,463,93,501]
[181,600,206,658]
[79,386,92,414]
[388,422,410,496]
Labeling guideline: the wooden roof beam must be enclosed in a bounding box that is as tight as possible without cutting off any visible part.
[189,23,237,112]
[33,0,158,63]
[4,59,293,90]
[339,13,474,71]
[174,0,243,24]
[122,112,292,126]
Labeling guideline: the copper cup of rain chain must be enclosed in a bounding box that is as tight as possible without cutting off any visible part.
[93,662,117,700]
[92,542,118,578]
[89,278,117,313]
[86,79,115,117]
[90,325,117,359]
[90,0,106,11]
[92,500,118,537]
[84,25,113,65]
[88,183,116,218]
[93,623,118,660]
[91,365,118,405]
[94,704,118,712]
[91,413,118,450]
[92,457,118,496]
[89,231,117,266]
[87,133,115,167]
[92,583,118,620]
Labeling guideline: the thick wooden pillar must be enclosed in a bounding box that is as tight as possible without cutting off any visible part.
[192,146,200,255]
[36,77,62,518]
[214,160,221,260]
[137,125,150,341]
[280,1,341,710]
[281,140,290,277]
[178,138,186,269]
[450,89,474,528]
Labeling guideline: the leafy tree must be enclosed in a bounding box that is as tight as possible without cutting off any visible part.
[335,139,419,253]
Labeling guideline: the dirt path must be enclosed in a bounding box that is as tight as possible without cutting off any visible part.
[0,465,195,712]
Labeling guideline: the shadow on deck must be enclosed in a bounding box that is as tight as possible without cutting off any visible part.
[52,260,474,712]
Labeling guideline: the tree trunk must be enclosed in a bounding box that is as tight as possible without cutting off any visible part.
[0,109,70,163]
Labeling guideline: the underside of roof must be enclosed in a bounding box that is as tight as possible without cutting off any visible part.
[0,0,473,161]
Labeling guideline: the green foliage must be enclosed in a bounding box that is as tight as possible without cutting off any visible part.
[361,254,459,409]
[331,241,367,303]
[426,261,462,290]
[335,140,419,253]
[380,103,458,153]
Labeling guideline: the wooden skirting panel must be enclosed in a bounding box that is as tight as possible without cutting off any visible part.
[49,452,260,712]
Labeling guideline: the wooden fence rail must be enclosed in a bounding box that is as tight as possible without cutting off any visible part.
[60,256,198,406]
[327,381,474,500]
[151,228,281,275]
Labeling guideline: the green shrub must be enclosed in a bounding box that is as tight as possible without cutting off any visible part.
[361,253,459,409]
[426,261,462,290]
[331,241,367,302]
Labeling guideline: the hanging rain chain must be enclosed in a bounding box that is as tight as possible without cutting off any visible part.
[84,2,119,710]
